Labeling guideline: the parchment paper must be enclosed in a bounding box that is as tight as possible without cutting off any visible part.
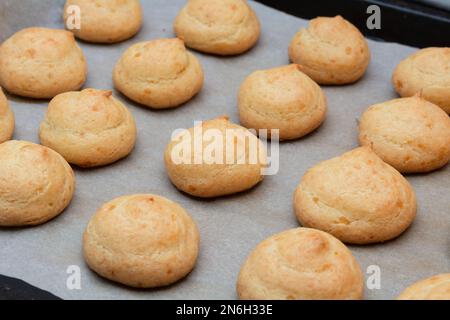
[0,0,448,300]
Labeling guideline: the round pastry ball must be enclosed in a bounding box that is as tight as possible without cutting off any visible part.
[174,0,260,55]
[39,88,137,168]
[238,64,327,140]
[0,28,87,99]
[237,228,364,300]
[393,47,450,114]
[64,0,142,43]
[359,96,450,173]
[0,88,14,143]
[113,38,204,109]
[293,147,416,244]
[83,194,200,288]
[398,274,450,300]
[0,140,75,227]
[289,16,370,85]
[164,116,267,198]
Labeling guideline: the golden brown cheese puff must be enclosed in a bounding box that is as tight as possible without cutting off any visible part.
[64,0,142,43]
[174,0,260,55]
[393,47,450,114]
[83,194,200,288]
[398,274,450,300]
[359,96,450,173]
[289,16,370,85]
[39,88,137,168]
[294,147,416,244]
[239,64,327,140]
[0,140,75,227]
[164,116,267,198]
[237,228,364,300]
[113,38,204,109]
[0,28,87,99]
[0,88,14,143]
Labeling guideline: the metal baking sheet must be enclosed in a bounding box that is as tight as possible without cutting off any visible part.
[0,0,448,300]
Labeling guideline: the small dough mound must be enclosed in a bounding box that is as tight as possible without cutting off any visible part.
[83,194,200,288]
[238,64,327,140]
[0,140,75,227]
[174,0,260,55]
[359,96,450,173]
[289,16,370,85]
[293,147,416,244]
[0,88,14,143]
[393,47,450,114]
[164,116,267,198]
[0,27,87,99]
[398,274,450,300]
[113,38,204,109]
[39,88,137,168]
[64,0,142,43]
[237,228,364,300]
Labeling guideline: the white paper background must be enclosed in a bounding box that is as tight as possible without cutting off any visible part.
[0,0,448,300]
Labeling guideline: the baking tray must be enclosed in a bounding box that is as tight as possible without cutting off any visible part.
[0,0,449,300]
[255,0,450,48]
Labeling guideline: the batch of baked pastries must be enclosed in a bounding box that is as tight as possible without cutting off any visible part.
[0,0,449,300]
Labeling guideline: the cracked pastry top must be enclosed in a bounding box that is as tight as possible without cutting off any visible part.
[174,0,260,55]
[289,16,370,85]
[39,88,137,168]
[293,147,416,244]
[113,38,204,109]
[0,27,87,99]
